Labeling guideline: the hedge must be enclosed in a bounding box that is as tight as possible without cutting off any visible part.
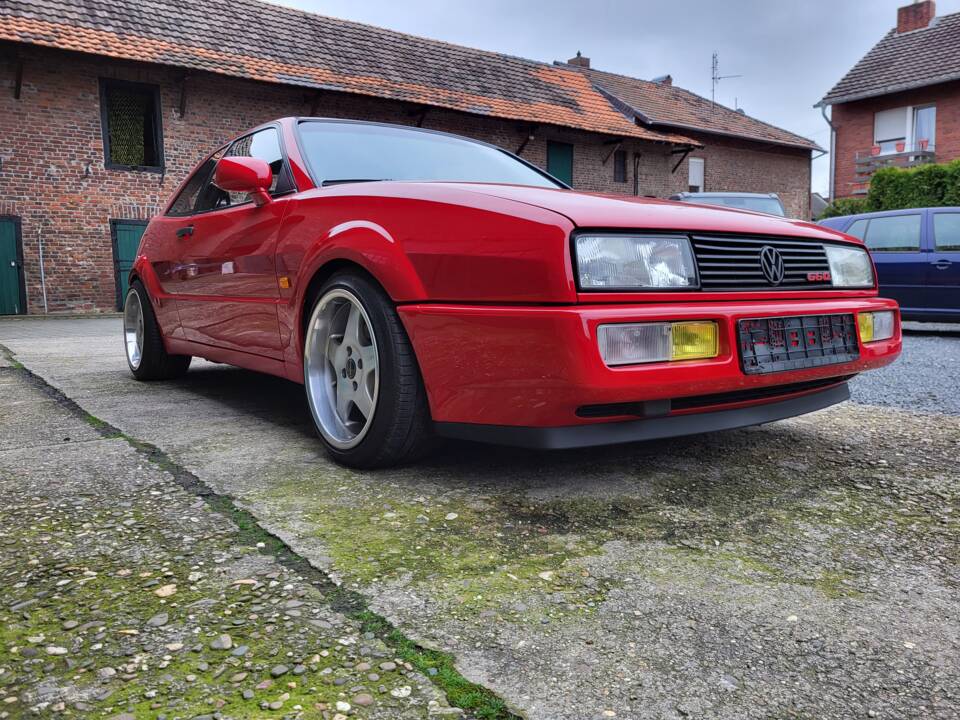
[820,158,960,218]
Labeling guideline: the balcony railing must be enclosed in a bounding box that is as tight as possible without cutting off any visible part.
[851,145,937,194]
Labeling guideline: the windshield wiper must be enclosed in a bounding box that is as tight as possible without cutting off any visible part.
[321,178,392,187]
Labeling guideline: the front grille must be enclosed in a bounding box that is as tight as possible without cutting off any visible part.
[691,235,833,291]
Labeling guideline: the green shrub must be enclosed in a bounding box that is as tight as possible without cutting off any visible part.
[822,159,960,218]
[819,196,868,219]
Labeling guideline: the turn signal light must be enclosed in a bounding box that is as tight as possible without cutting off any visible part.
[598,321,718,366]
[857,310,895,343]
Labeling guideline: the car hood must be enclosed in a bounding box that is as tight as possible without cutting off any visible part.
[441,183,853,243]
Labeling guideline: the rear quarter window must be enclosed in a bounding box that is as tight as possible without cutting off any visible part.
[933,213,960,251]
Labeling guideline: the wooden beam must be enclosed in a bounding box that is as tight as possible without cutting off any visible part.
[602,140,622,165]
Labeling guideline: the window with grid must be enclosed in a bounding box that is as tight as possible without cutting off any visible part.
[100,80,163,170]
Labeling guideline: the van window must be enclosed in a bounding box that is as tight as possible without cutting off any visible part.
[933,213,960,251]
[845,219,868,239]
[863,214,922,252]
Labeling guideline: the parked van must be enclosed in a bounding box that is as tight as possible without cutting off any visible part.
[820,207,960,322]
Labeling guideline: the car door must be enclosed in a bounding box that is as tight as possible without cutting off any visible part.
[859,212,926,312]
[928,209,960,318]
[170,127,294,358]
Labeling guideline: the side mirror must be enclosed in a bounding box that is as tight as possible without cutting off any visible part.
[214,156,273,206]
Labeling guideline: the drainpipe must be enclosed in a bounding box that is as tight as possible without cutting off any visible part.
[820,104,836,201]
[37,225,48,314]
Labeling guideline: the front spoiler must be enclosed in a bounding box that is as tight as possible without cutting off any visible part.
[435,382,850,450]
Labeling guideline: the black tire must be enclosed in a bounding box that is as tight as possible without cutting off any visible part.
[123,279,191,381]
[304,272,435,468]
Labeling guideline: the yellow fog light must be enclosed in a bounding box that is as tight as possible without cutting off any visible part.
[671,321,719,361]
[857,311,894,343]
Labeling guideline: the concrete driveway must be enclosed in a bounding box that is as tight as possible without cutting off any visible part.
[1,317,958,719]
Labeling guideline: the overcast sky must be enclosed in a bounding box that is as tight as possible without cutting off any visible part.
[270,0,959,196]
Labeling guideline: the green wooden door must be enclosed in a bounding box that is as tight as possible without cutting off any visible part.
[547,141,574,186]
[0,218,24,315]
[112,221,147,310]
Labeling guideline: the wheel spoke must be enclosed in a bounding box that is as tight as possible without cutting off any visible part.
[344,303,362,347]
[353,381,374,419]
[358,343,377,372]
[335,378,353,421]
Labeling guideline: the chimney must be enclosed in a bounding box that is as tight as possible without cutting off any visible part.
[652,74,672,86]
[567,51,590,68]
[897,1,935,33]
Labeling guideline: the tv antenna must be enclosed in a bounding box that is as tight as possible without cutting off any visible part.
[711,51,742,104]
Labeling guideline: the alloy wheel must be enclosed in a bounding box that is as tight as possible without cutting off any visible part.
[123,289,144,369]
[304,288,380,449]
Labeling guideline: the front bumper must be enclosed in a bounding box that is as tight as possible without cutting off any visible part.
[398,296,901,432]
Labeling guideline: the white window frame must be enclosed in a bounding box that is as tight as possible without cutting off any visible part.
[688,157,705,193]
[873,105,937,155]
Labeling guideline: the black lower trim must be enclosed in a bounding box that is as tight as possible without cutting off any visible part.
[435,382,850,450]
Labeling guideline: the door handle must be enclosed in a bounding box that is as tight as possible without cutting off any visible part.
[176,225,194,239]
[932,259,953,270]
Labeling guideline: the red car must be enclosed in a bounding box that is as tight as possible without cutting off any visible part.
[124,118,901,467]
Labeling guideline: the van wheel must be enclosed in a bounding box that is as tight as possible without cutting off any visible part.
[303,272,435,468]
[123,280,191,380]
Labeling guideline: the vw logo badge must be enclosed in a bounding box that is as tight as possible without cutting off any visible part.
[759,245,785,286]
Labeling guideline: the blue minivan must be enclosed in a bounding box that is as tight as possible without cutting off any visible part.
[820,207,960,322]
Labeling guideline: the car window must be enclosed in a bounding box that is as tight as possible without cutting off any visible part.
[227,127,289,196]
[168,156,217,215]
[696,197,785,215]
[933,213,960,251]
[297,121,561,188]
[193,128,288,213]
[863,214,922,252]
[845,218,868,239]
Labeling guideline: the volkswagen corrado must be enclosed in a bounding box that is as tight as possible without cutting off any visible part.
[123,118,901,467]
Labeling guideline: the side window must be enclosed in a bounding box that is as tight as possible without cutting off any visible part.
[845,218,868,239]
[933,213,960,251]
[228,128,290,197]
[863,214,922,252]
[100,79,164,170]
[192,149,231,213]
[168,156,218,215]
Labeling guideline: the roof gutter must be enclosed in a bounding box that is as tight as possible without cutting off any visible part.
[819,104,836,201]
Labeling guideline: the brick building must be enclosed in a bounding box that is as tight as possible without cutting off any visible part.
[818,0,960,199]
[0,0,818,315]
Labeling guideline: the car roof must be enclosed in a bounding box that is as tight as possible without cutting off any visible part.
[821,206,960,224]
[673,191,780,199]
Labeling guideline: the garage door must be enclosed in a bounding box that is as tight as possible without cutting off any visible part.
[0,217,25,315]
[111,220,147,310]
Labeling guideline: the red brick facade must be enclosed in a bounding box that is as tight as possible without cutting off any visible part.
[0,47,813,314]
[831,79,960,198]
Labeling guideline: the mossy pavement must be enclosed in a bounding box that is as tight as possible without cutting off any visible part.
[1,318,958,719]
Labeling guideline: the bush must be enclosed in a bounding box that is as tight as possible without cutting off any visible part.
[821,158,960,218]
[819,196,868,219]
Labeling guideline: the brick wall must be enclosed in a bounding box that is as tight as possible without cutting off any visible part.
[831,79,960,198]
[0,46,812,314]
[671,132,813,220]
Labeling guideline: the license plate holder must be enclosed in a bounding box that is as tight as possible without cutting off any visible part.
[738,314,860,375]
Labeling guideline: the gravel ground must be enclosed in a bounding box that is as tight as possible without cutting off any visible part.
[1,318,958,720]
[850,323,960,415]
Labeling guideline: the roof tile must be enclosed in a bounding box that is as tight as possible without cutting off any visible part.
[565,64,820,151]
[819,11,960,106]
[0,0,698,146]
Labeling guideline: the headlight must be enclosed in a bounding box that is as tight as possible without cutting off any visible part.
[825,245,874,288]
[575,235,698,289]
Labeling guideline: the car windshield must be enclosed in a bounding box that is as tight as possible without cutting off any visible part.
[297,121,563,189]
[688,196,785,216]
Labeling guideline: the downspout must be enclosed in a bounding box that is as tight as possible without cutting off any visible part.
[37,225,48,314]
[820,104,836,201]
